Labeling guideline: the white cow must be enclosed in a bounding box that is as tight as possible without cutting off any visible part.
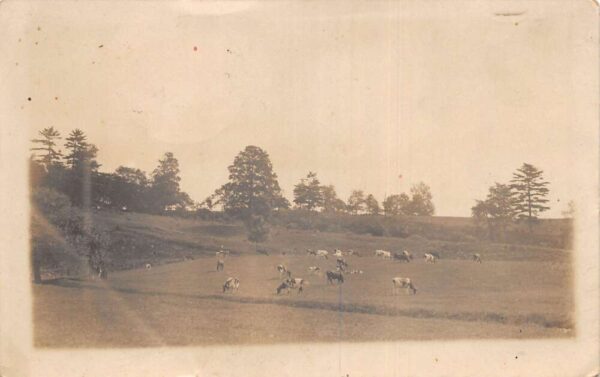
[223,277,240,293]
[392,277,417,295]
[316,250,329,259]
[375,250,392,259]
[145,263,152,270]
[424,253,438,263]
[333,249,344,257]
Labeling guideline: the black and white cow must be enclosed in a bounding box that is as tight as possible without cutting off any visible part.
[223,277,240,293]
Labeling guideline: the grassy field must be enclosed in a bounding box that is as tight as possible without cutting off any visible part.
[34,211,574,347]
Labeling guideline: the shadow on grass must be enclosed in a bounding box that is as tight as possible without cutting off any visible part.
[42,278,573,331]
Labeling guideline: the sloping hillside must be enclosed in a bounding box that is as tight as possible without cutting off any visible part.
[35,209,572,280]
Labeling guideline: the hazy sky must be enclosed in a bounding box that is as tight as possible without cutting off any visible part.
[13,1,593,217]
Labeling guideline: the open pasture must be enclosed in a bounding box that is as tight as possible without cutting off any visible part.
[34,248,573,347]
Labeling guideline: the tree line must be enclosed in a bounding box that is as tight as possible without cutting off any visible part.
[32,126,562,247]
[471,163,559,240]
[30,128,436,247]
[30,127,192,213]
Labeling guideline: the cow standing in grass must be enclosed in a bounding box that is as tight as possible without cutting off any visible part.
[286,277,305,294]
[392,277,417,295]
[375,250,392,259]
[223,277,240,293]
[326,270,344,284]
[393,252,410,263]
[472,253,482,263]
[424,253,438,264]
[216,259,224,271]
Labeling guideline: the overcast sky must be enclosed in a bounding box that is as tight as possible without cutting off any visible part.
[14,1,593,217]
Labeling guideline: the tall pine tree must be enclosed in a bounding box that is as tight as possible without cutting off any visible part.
[293,171,323,211]
[30,127,63,168]
[510,163,550,230]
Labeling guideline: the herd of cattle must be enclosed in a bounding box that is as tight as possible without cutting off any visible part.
[207,246,484,296]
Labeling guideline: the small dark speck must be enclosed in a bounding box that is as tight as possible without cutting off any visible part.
[35,41,38,45]
[98,44,104,48]
[226,48,232,54]
[193,46,198,51]
[515,356,518,359]
[54,97,58,101]
[27,97,31,101]
[18,38,21,42]
[92,61,96,64]
[515,22,519,26]
[15,62,19,66]
[37,26,41,31]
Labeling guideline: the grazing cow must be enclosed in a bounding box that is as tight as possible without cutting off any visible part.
[223,277,240,293]
[276,281,291,295]
[316,250,329,259]
[472,253,482,263]
[308,266,321,274]
[306,249,317,256]
[393,252,411,263]
[375,250,392,259]
[402,250,413,260]
[347,250,360,257]
[333,249,344,257]
[286,277,305,294]
[216,259,224,271]
[145,263,152,270]
[326,270,344,284]
[392,277,417,295]
[424,253,438,264]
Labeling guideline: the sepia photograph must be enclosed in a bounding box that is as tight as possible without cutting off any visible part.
[0,1,598,376]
